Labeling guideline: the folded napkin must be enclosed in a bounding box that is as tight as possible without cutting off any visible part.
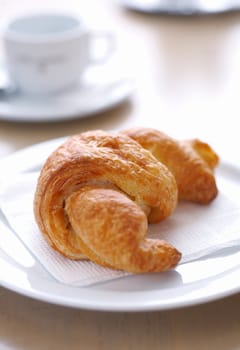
[0,170,240,286]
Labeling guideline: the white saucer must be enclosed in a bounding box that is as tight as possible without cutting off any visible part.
[0,62,135,122]
[120,0,240,15]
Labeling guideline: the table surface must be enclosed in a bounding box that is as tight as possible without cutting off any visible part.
[0,1,240,349]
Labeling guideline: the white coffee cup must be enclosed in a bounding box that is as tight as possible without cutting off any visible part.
[2,13,115,95]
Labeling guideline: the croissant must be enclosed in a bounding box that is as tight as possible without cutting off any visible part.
[34,130,181,273]
[122,128,219,204]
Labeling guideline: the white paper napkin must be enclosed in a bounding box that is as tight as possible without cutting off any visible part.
[0,171,240,286]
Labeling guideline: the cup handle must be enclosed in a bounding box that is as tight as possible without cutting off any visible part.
[89,31,115,64]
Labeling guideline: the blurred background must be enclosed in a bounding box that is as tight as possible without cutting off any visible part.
[0,0,240,162]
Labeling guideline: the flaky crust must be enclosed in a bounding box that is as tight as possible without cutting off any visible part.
[34,130,180,273]
[122,128,219,204]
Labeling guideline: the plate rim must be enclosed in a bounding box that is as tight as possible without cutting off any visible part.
[0,242,239,312]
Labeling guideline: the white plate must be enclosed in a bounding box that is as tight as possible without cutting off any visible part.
[119,0,240,15]
[0,138,240,311]
[0,62,134,122]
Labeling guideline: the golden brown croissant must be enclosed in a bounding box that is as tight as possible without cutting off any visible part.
[122,128,219,204]
[34,130,181,273]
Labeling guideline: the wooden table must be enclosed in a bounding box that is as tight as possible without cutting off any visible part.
[0,1,240,349]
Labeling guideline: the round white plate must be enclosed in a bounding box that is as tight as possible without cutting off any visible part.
[0,62,134,122]
[0,138,240,312]
[119,0,240,15]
